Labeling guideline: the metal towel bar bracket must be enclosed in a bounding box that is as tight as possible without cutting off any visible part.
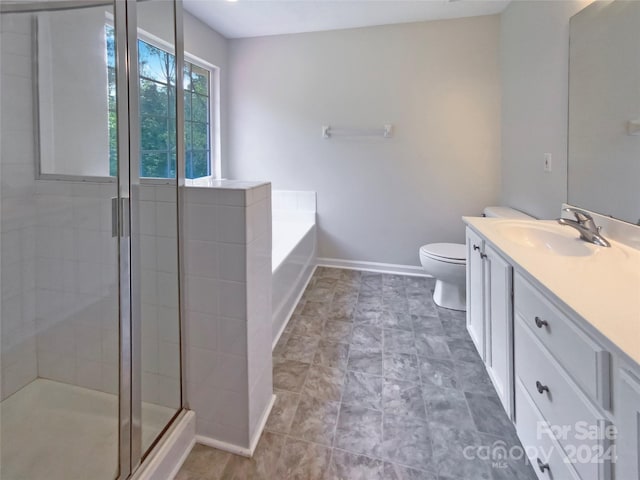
[322,124,393,139]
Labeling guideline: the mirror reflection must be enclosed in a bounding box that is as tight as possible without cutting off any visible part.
[568,0,640,225]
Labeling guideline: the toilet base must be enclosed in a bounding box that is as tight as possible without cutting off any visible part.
[433,279,466,312]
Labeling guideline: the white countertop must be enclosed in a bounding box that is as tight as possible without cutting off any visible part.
[464,217,640,365]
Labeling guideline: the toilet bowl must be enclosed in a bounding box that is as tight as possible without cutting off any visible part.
[419,206,533,312]
[419,243,466,311]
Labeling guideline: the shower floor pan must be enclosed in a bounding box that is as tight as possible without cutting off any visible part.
[0,378,174,480]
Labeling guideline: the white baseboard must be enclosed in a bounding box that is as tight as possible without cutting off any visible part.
[196,434,252,458]
[316,257,430,277]
[248,393,276,455]
[196,394,276,459]
[272,264,317,350]
[132,409,195,480]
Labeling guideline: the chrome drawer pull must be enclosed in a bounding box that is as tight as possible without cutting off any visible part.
[535,316,548,329]
[537,458,550,473]
[473,244,480,251]
[536,381,550,394]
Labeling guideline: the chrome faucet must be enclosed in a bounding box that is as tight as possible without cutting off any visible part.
[557,207,610,247]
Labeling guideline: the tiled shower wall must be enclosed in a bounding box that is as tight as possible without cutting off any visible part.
[1,13,39,400]
[139,184,181,408]
[33,182,181,408]
[0,13,180,409]
[33,181,120,394]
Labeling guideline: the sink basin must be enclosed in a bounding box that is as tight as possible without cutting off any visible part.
[495,221,595,257]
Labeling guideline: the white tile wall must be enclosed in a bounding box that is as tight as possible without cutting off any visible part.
[271,190,316,223]
[1,14,38,400]
[0,173,184,409]
[33,181,122,395]
[136,184,181,409]
[1,14,181,416]
[183,181,273,451]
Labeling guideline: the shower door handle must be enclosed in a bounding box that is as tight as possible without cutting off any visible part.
[112,197,130,238]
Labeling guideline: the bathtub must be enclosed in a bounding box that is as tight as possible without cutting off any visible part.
[271,191,317,347]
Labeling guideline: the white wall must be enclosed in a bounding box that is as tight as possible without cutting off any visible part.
[500,0,591,220]
[227,16,501,267]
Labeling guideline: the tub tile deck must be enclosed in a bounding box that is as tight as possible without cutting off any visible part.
[177,267,536,480]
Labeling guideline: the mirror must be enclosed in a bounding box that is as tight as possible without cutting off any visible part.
[568,0,640,225]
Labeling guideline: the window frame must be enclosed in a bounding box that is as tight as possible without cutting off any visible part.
[36,15,220,184]
[182,54,221,181]
[120,20,221,182]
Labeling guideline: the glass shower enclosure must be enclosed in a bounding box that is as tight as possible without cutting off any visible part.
[0,0,185,478]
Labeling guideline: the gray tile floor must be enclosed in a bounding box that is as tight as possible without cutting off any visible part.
[177,267,537,480]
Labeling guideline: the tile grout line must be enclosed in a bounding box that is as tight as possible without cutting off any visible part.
[330,273,360,451]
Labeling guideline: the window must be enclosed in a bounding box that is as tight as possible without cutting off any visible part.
[184,63,211,179]
[106,26,117,176]
[105,26,214,179]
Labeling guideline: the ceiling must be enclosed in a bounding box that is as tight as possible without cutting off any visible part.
[183,0,511,39]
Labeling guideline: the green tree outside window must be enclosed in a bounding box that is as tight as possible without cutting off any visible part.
[106,26,211,179]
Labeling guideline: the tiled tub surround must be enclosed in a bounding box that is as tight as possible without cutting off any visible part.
[183,181,274,454]
[177,267,536,480]
[271,190,317,345]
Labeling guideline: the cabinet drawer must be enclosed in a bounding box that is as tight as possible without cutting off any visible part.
[515,377,580,480]
[515,315,611,480]
[514,273,610,408]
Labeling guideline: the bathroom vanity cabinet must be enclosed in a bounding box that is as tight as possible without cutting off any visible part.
[465,228,514,417]
[464,223,640,480]
[465,229,486,358]
[513,272,611,480]
[616,369,640,480]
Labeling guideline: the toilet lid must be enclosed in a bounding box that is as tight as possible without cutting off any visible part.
[420,243,466,261]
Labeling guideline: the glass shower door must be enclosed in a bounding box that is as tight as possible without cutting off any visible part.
[0,1,124,478]
[0,0,184,478]
[130,0,183,461]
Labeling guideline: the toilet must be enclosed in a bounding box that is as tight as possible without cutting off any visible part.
[419,206,533,311]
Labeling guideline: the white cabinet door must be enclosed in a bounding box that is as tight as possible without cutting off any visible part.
[617,369,640,480]
[466,228,485,360]
[485,244,514,418]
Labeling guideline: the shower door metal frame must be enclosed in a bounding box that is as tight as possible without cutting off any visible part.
[119,0,186,474]
[115,0,187,475]
[114,0,134,477]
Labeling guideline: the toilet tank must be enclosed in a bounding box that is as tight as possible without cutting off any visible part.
[483,206,534,219]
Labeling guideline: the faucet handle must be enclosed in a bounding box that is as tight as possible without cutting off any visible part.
[563,207,593,224]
